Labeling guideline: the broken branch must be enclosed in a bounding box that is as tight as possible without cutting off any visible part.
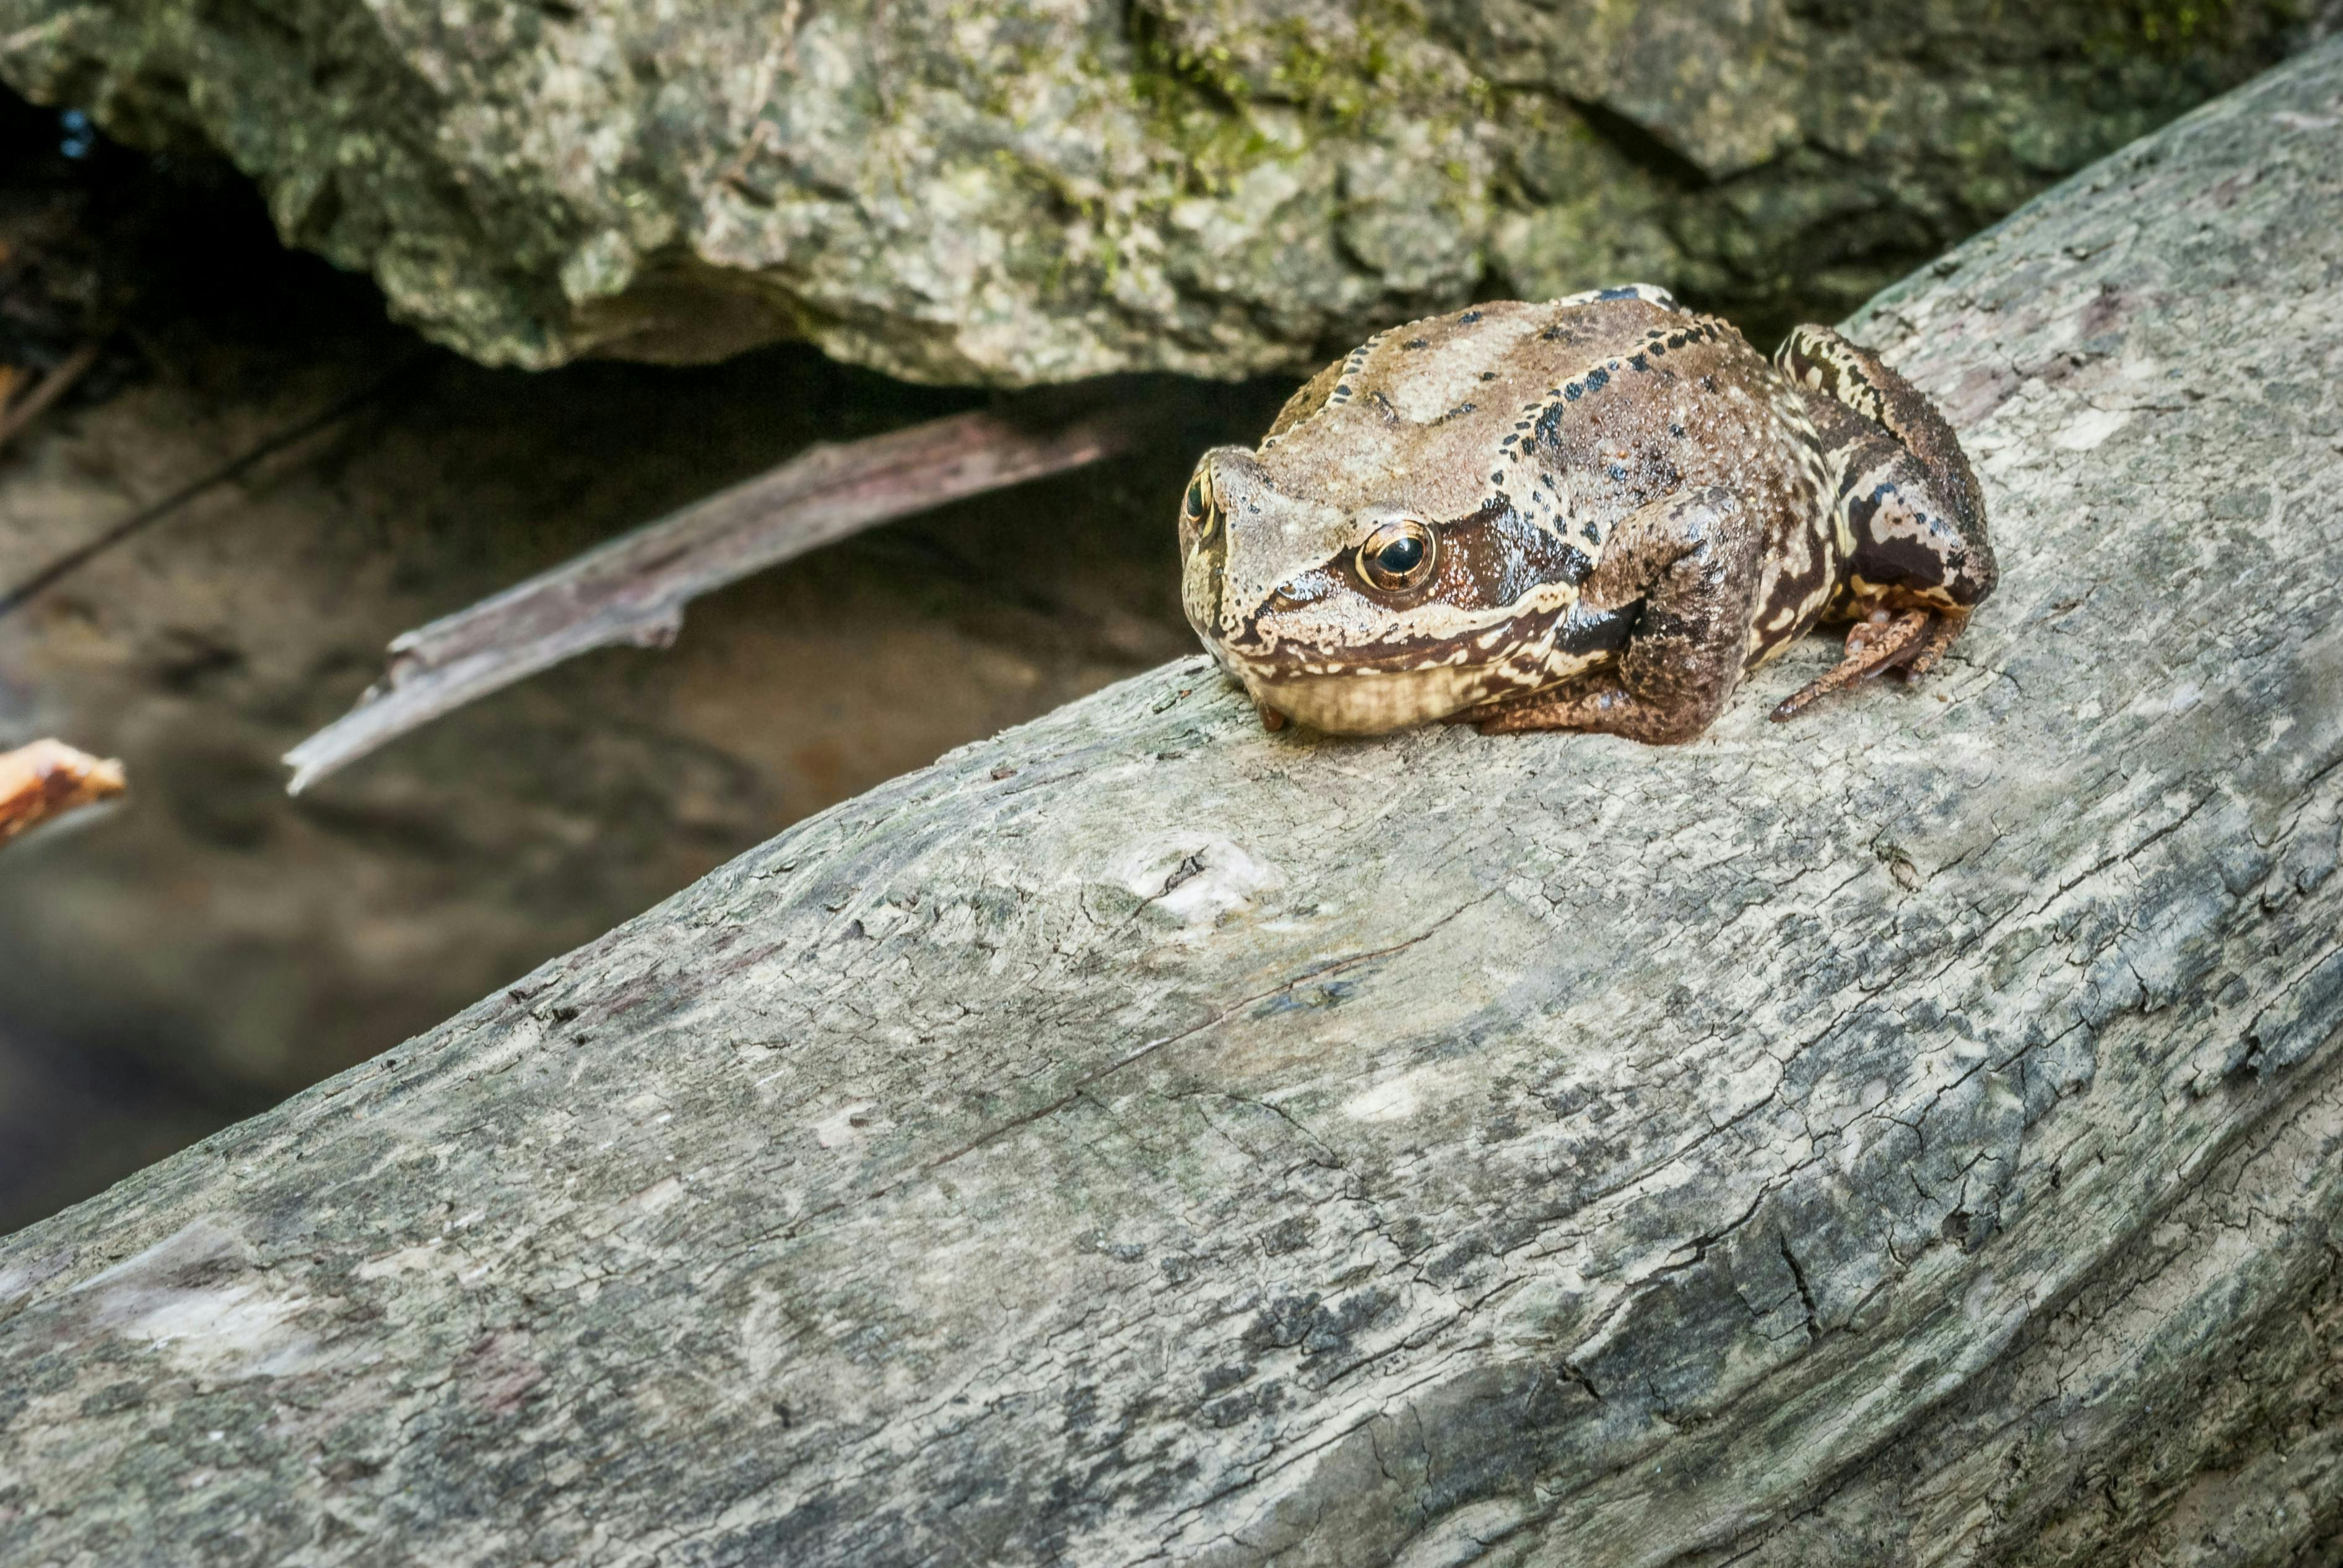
[281,393,1165,795]
[0,739,125,845]
[0,340,101,457]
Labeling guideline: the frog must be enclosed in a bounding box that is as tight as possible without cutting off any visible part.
[1176,284,1995,743]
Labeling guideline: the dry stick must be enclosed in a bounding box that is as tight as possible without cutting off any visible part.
[281,399,1158,795]
[0,740,126,846]
[0,355,430,622]
[0,341,102,456]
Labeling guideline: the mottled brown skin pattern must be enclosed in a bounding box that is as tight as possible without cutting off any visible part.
[1177,287,1996,743]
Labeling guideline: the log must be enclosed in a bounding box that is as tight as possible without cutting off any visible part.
[5,41,2343,1568]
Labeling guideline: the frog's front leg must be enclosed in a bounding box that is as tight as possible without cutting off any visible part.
[1467,487,1762,744]
[1768,604,1966,721]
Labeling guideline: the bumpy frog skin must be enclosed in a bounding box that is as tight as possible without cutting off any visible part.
[1177,285,1996,743]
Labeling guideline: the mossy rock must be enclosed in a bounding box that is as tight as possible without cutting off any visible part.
[0,0,2323,383]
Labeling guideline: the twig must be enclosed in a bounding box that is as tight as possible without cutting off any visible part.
[0,739,126,846]
[0,354,430,621]
[280,394,1166,795]
[0,340,101,456]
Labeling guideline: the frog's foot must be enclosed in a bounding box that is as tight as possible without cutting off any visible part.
[1899,607,1968,680]
[1770,607,1960,722]
[1459,673,1711,745]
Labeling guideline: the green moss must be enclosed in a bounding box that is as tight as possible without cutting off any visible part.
[2093,0,2247,60]
[1120,0,1480,196]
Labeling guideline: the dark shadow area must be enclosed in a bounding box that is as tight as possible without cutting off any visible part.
[0,90,1289,1232]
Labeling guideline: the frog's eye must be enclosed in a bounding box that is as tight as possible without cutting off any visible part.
[1181,470,1220,539]
[1358,519,1437,591]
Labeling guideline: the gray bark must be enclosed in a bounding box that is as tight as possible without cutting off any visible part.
[6,40,2343,1568]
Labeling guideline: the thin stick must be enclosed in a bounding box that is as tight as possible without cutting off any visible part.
[0,355,429,620]
[281,396,1163,795]
[0,739,126,846]
[0,340,101,456]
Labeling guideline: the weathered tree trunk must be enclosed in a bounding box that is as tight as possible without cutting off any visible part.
[6,41,2343,1568]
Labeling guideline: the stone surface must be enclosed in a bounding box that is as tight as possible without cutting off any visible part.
[0,1,2332,383]
[6,37,2343,1567]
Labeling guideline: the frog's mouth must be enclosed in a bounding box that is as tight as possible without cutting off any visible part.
[1209,586,1632,734]
[1214,631,1606,734]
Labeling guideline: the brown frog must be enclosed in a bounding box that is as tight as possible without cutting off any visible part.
[1177,285,1995,742]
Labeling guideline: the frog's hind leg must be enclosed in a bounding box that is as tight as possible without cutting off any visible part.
[1776,327,1986,544]
[1775,325,1997,605]
[1770,326,1996,724]
[1467,487,1762,745]
[1769,605,1968,722]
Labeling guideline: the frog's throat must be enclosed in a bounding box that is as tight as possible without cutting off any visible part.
[1230,662,1511,734]
[1215,643,1611,735]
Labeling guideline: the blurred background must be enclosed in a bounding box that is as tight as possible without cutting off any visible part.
[0,97,1279,1229]
[0,1,2332,1230]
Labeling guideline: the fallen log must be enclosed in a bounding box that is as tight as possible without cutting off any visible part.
[4,39,2343,1568]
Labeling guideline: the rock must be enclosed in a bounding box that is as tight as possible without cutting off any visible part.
[0,0,2331,383]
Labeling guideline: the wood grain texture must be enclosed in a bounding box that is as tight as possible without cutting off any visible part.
[6,42,2343,1567]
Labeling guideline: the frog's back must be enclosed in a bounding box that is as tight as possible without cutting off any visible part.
[1261,288,1835,663]
[1265,285,1789,494]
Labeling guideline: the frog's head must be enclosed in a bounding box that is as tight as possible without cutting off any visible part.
[1177,299,1646,733]
[1176,438,1588,735]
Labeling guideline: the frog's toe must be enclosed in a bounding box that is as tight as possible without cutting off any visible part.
[1771,607,1945,722]
[1897,609,1969,682]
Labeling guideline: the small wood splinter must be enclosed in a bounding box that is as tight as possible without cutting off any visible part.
[1771,607,1963,723]
[0,739,127,846]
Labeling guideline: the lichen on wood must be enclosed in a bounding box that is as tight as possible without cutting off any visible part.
[5,38,2343,1568]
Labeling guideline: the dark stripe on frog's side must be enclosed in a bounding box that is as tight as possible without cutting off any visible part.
[1555,597,1636,657]
[1745,511,1837,660]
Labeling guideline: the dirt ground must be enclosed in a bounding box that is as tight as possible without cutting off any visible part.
[0,97,1285,1231]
